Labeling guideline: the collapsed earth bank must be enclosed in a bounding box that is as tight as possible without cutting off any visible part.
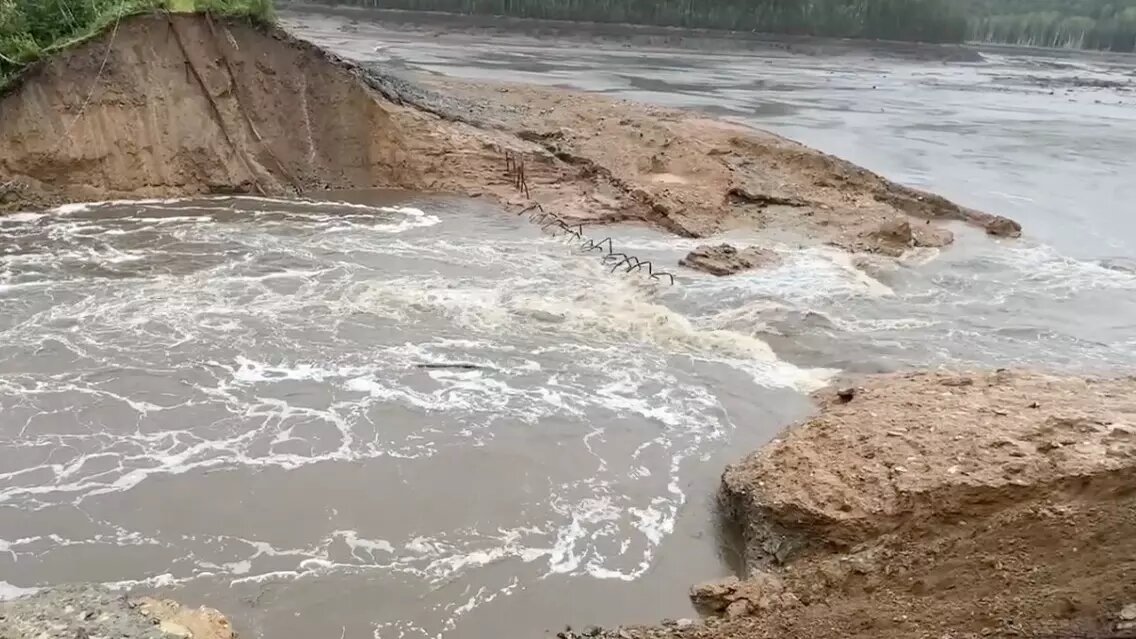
[597,371,1136,639]
[3,14,1103,639]
[0,12,1019,252]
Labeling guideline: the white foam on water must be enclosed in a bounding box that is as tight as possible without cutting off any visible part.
[0,582,40,601]
[52,202,100,215]
[0,281,48,295]
[828,316,939,333]
[0,200,852,638]
[337,530,396,558]
[0,212,46,223]
[48,198,186,215]
[995,243,1136,293]
[349,260,830,392]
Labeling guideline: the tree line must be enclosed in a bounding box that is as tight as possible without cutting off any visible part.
[296,0,970,42]
[294,0,1136,50]
[964,0,1136,50]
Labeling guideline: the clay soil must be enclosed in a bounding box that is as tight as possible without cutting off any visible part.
[598,371,1136,639]
[0,13,1017,255]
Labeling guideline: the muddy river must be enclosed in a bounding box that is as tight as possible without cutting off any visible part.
[2,10,1135,639]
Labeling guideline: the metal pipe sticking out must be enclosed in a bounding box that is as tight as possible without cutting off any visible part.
[556,220,582,239]
[610,255,640,273]
[511,197,674,286]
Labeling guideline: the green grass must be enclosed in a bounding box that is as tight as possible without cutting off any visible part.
[0,0,275,87]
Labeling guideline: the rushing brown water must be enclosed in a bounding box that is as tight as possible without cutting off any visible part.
[3,10,1135,639]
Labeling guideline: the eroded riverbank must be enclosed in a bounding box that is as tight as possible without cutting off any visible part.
[2,8,1135,639]
[0,13,1014,250]
[596,371,1136,639]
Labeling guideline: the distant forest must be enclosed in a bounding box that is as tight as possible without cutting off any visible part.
[966,0,1136,50]
[293,0,1136,50]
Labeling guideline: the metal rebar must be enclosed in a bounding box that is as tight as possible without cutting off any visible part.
[610,255,639,273]
[556,220,581,239]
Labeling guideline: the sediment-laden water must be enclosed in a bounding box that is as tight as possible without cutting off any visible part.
[3,10,1135,639]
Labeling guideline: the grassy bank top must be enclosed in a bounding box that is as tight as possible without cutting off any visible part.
[0,0,275,86]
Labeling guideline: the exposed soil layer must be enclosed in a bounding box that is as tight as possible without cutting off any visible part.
[590,371,1136,639]
[0,13,1016,251]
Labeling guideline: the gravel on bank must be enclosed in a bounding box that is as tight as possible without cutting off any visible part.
[0,584,235,639]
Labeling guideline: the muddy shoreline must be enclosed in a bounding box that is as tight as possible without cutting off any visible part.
[598,371,1136,639]
[3,10,1130,639]
[0,13,1018,252]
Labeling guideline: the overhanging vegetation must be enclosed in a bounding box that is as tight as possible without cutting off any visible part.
[0,0,275,86]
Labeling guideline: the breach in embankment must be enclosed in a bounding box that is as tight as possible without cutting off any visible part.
[586,371,1136,639]
[7,6,1134,639]
[0,10,1021,256]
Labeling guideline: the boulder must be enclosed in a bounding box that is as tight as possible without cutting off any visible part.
[679,244,780,276]
[985,215,1022,238]
[859,217,913,256]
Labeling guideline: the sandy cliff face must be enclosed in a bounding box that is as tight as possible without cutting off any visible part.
[0,15,446,203]
[563,372,1136,639]
[697,371,1136,639]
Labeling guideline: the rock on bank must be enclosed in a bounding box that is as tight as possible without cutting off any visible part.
[0,584,234,639]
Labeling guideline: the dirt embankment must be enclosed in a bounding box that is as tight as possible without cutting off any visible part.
[2,15,1091,639]
[594,371,1136,639]
[0,12,1017,253]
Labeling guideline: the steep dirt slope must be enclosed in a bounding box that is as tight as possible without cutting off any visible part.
[3,15,376,200]
[0,14,517,206]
